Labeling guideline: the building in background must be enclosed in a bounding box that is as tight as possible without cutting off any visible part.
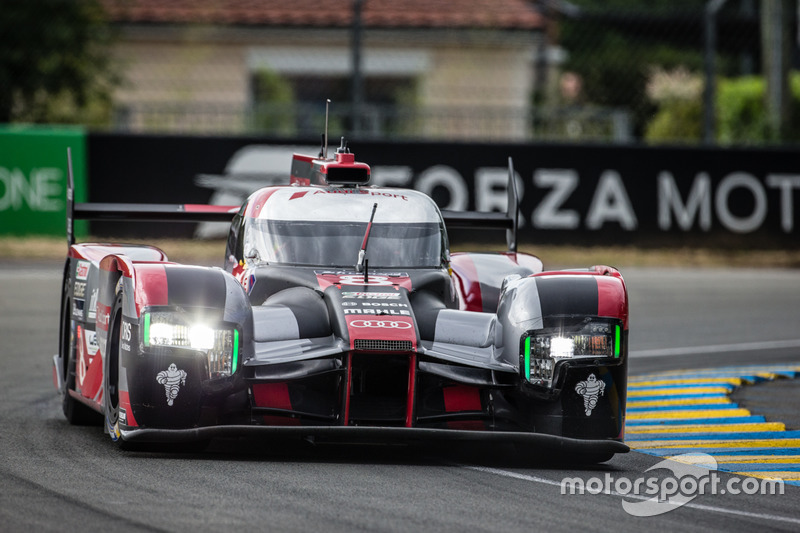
[103,0,555,141]
[5,1,787,145]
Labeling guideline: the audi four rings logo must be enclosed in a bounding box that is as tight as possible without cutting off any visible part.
[350,320,412,329]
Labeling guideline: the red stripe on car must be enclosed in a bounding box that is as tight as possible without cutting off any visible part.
[450,253,483,312]
[70,243,166,263]
[244,188,279,219]
[443,383,485,429]
[252,381,300,425]
[443,385,482,412]
[405,354,417,427]
[183,204,237,213]
[252,383,293,410]
[595,275,629,329]
[81,348,103,402]
[133,264,169,315]
[289,191,309,200]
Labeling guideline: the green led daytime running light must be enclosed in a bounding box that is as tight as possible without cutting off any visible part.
[524,335,531,381]
[232,329,239,374]
[143,312,151,347]
[614,325,621,358]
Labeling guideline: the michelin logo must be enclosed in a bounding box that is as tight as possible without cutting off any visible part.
[575,373,605,416]
[156,363,188,407]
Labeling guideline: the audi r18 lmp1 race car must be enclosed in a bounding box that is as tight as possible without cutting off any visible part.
[52,139,629,462]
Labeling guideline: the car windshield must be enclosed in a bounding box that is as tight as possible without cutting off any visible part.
[245,219,444,268]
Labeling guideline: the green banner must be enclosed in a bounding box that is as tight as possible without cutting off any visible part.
[0,126,87,237]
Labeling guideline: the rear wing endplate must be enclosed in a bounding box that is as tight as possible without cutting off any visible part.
[65,148,238,247]
[441,157,520,253]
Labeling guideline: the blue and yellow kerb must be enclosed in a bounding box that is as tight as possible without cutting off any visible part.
[626,364,800,487]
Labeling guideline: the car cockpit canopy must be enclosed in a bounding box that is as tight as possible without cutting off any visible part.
[242,186,449,269]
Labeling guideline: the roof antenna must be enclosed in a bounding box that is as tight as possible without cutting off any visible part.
[323,99,331,159]
[356,203,378,279]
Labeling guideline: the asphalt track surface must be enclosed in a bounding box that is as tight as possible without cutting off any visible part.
[2,261,800,532]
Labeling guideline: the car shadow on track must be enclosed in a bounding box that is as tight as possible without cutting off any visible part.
[116,436,625,473]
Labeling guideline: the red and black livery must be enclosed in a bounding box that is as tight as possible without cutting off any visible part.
[53,142,629,462]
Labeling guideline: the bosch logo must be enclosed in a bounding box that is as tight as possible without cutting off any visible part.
[350,320,412,329]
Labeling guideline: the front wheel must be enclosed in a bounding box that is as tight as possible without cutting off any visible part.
[104,296,136,449]
[61,277,101,426]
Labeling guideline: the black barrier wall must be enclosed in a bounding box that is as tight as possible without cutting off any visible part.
[87,133,800,248]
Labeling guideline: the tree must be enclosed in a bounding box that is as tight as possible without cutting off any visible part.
[556,0,739,138]
[645,73,800,145]
[0,0,117,125]
[251,69,297,135]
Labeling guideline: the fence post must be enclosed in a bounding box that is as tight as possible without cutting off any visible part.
[703,0,727,144]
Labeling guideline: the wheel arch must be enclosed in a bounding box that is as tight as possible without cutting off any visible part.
[57,258,72,387]
[95,254,135,358]
[496,267,630,365]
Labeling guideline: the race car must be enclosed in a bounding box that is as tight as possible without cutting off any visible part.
[53,139,629,461]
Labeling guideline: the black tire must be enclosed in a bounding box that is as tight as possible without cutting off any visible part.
[60,277,102,426]
[103,294,138,450]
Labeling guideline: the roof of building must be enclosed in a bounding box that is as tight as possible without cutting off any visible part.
[102,0,546,30]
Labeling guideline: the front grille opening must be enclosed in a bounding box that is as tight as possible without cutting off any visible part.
[354,339,413,352]
[415,373,489,430]
[249,371,341,425]
[348,353,409,425]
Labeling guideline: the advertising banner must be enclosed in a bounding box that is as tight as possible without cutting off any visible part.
[87,133,799,248]
[0,127,87,237]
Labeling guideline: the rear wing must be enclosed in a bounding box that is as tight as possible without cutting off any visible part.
[66,149,520,252]
[65,148,238,247]
[440,157,520,253]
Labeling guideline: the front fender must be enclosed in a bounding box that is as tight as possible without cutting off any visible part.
[497,266,629,355]
[96,254,136,357]
[495,267,629,440]
[103,261,253,430]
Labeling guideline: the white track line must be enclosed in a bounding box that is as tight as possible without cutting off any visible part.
[464,465,800,526]
[631,339,800,358]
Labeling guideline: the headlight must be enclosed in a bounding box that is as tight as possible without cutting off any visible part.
[521,318,621,388]
[143,311,239,378]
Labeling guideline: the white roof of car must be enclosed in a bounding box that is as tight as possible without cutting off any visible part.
[257,186,444,224]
